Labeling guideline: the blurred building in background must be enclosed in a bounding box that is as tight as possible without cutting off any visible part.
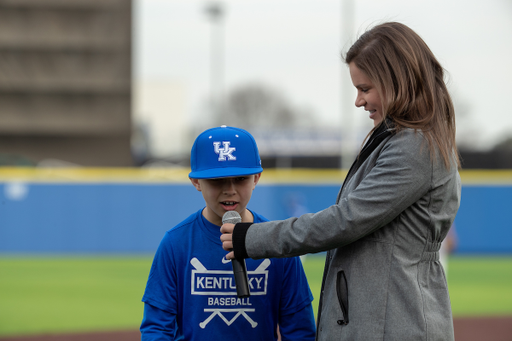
[0,0,132,167]
[132,80,188,167]
[0,0,510,170]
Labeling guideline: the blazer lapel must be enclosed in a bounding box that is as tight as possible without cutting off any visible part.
[341,119,395,194]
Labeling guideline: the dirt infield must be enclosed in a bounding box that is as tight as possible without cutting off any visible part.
[1,316,511,341]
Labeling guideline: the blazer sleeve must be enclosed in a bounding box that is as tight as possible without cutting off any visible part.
[244,131,434,259]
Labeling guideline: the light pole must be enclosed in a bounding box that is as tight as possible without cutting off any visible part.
[204,2,225,122]
[340,0,355,170]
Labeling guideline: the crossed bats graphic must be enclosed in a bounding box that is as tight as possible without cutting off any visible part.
[190,257,271,329]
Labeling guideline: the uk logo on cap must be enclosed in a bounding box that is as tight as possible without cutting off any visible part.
[189,125,263,179]
[213,141,236,161]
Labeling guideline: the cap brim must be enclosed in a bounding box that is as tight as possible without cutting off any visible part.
[189,167,263,179]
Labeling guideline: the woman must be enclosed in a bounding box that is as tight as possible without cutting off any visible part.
[221,22,461,341]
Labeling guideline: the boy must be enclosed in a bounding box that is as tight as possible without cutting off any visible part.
[141,125,316,340]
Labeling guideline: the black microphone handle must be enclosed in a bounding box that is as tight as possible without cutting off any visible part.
[222,211,251,298]
[232,258,250,298]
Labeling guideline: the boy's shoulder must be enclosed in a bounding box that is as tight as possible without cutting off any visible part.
[249,209,269,223]
[166,208,204,236]
[161,208,305,273]
[164,208,268,239]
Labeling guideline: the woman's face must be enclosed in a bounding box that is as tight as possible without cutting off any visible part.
[349,62,384,127]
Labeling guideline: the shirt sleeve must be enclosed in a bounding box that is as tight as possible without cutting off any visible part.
[279,304,316,341]
[140,302,181,340]
[141,232,181,339]
[142,232,179,314]
[278,257,316,340]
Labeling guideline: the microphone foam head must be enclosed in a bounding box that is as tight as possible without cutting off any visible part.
[222,211,242,224]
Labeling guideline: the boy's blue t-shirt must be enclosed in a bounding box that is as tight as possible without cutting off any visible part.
[141,208,314,340]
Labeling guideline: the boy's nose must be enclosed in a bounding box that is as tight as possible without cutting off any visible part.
[222,179,236,193]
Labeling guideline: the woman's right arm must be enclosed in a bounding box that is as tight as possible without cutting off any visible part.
[240,130,434,260]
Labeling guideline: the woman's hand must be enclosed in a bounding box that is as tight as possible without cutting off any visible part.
[220,223,235,260]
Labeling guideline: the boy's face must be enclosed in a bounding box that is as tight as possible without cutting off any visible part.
[190,174,261,226]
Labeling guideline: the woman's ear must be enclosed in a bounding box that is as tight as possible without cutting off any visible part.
[190,178,202,191]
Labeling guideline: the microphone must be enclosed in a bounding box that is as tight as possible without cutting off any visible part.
[222,211,250,298]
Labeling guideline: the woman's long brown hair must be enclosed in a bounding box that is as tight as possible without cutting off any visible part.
[345,22,460,168]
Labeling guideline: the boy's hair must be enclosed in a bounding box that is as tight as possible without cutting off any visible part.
[344,22,459,168]
[189,125,263,179]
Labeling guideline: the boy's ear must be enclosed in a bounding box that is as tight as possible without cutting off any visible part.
[253,173,262,188]
[190,178,202,191]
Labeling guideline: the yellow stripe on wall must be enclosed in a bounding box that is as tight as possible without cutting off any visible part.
[458,169,512,185]
[0,167,192,183]
[0,168,511,185]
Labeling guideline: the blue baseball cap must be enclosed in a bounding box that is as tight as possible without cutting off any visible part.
[189,125,263,179]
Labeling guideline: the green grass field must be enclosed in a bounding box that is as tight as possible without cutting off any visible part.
[0,255,511,337]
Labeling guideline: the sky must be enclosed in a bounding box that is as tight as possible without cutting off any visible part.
[133,0,512,155]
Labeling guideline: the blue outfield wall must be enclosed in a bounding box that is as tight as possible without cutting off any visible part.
[455,185,512,254]
[0,168,511,254]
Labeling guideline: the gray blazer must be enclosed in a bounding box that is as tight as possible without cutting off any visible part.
[244,128,461,340]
